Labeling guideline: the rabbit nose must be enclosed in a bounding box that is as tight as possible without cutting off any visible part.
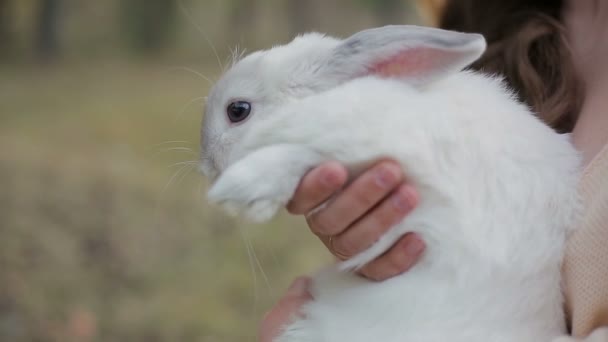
[199,157,219,180]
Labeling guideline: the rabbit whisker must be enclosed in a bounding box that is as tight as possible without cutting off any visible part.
[239,227,260,322]
[173,96,207,123]
[166,66,216,86]
[178,0,224,72]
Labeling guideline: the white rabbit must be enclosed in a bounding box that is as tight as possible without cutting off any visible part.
[199,25,581,342]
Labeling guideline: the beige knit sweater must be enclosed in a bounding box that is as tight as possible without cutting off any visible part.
[557,143,608,341]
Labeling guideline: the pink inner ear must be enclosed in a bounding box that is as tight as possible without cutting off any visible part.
[369,47,454,79]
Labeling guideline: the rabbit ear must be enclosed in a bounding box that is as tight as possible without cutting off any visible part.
[321,25,486,86]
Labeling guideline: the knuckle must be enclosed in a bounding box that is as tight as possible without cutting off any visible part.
[331,236,357,258]
[372,209,398,232]
[350,222,384,252]
[351,188,379,210]
[347,169,400,210]
[357,209,398,241]
[311,212,341,236]
[308,214,333,236]
[306,214,323,235]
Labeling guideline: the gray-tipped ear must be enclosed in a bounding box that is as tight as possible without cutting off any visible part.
[321,25,486,86]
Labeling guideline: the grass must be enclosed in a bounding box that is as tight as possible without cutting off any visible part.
[0,61,330,342]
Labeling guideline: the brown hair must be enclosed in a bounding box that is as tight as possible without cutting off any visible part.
[419,0,583,133]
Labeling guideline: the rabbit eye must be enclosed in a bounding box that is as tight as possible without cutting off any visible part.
[227,101,251,123]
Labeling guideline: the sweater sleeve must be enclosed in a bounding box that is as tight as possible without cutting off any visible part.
[562,144,608,337]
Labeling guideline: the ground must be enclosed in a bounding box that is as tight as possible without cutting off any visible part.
[0,62,329,342]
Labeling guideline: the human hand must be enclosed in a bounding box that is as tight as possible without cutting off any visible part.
[287,160,425,281]
[259,277,313,342]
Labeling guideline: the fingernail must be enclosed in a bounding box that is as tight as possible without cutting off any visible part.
[375,165,398,189]
[287,277,311,296]
[320,170,341,188]
[404,235,424,256]
[391,191,410,212]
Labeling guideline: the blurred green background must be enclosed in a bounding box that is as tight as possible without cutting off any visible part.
[0,1,421,341]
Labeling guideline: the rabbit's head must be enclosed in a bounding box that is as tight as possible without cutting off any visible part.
[200,25,486,179]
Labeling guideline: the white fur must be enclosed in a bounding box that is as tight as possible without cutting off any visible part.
[200,25,581,342]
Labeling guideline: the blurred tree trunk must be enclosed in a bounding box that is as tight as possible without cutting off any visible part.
[120,0,177,55]
[35,0,61,62]
[286,0,316,37]
[229,0,258,45]
[369,0,406,25]
[0,0,12,60]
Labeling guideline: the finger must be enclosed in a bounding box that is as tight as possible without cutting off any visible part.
[308,161,403,237]
[328,184,418,259]
[259,277,313,342]
[358,233,425,281]
[286,162,348,215]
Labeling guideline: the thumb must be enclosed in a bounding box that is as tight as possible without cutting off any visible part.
[284,277,313,299]
[259,277,313,342]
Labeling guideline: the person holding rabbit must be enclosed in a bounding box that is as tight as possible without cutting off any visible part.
[259,0,608,341]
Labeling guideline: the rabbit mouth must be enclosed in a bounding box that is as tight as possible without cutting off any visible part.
[199,157,220,181]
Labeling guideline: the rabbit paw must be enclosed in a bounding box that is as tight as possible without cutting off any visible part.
[217,196,283,223]
[207,162,293,223]
[207,144,324,223]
